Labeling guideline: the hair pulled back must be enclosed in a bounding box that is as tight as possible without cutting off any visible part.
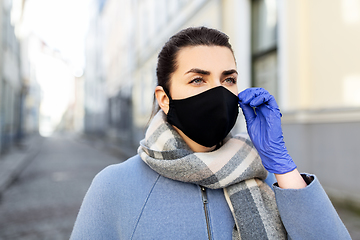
[156,26,234,92]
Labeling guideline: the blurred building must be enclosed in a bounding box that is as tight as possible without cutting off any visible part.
[0,0,24,154]
[82,0,108,136]
[12,0,84,138]
[21,34,42,136]
[276,0,360,205]
[85,0,360,204]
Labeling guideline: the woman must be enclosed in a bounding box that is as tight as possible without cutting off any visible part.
[71,27,351,240]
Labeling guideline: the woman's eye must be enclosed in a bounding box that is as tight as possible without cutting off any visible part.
[189,78,204,85]
[224,77,237,84]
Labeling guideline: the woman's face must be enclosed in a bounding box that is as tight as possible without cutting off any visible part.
[169,45,238,99]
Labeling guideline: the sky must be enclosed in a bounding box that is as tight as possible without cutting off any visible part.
[21,0,91,74]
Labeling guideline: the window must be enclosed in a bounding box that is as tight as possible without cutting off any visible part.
[251,0,278,100]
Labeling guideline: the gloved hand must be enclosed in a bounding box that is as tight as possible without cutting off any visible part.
[238,88,297,174]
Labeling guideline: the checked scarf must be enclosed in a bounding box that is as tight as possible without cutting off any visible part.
[138,110,287,240]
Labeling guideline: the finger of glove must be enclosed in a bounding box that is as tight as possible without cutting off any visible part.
[239,101,256,124]
[238,88,265,104]
[255,105,283,142]
[249,93,279,109]
[256,102,282,126]
[239,88,279,109]
[254,106,268,124]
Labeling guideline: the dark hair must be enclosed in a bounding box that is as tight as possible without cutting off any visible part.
[150,26,234,119]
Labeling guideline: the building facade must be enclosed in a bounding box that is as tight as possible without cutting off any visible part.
[277,0,360,204]
[0,0,24,154]
[82,0,108,136]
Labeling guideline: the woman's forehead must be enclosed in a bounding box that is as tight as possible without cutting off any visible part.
[175,45,236,73]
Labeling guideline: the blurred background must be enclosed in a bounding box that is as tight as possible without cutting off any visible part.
[0,0,360,239]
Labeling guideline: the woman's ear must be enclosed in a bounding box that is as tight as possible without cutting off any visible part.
[155,86,170,114]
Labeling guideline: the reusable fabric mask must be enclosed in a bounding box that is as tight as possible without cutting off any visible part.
[165,86,239,147]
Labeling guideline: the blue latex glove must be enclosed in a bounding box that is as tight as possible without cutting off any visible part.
[238,88,297,174]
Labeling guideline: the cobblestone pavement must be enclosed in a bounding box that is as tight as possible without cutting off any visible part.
[0,134,359,239]
[0,134,125,240]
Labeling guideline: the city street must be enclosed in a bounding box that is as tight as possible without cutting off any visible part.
[0,135,359,240]
[0,135,128,240]
[1,1,360,239]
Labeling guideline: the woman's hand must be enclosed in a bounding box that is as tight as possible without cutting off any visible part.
[238,88,297,174]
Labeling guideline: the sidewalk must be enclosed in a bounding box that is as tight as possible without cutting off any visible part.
[0,132,136,199]
[0,134,44,197]
[75,133,138,160]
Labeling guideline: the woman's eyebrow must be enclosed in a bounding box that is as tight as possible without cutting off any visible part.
[185,68,210,75]
[222,69,238,76]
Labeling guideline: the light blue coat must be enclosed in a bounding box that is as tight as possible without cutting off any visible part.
[70,155,351,240]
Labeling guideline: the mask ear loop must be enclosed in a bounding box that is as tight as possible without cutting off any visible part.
[162,87,173,101]
[162,87,173,117]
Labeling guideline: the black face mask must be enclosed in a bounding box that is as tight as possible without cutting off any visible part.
[165,86,239,148]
